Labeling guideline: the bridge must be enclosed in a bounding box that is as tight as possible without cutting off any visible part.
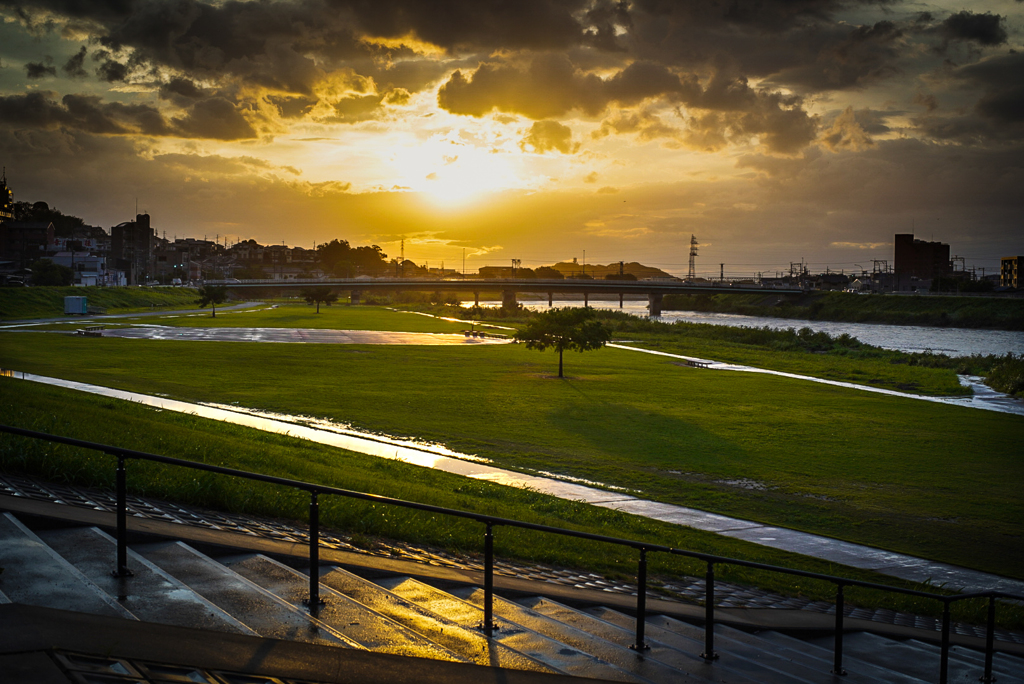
[206,278,805,316]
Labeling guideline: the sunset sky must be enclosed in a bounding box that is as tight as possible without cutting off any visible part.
[1,0,1021,278]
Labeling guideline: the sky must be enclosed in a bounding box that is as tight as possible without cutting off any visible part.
[1,0,1022,278]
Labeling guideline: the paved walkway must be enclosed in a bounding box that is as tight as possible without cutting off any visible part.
[5,371,1023,599]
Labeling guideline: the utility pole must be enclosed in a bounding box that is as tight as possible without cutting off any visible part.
[688,235,698,281]
[400,239,405,277]
[463,248,466,278]
[720,263,724,283]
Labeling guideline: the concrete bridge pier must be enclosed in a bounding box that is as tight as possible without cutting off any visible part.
[584,293,589,308]
[648,293,663,317]
[619,293,623,308]
[350,290,361,305]
[502,289,517,310]
[474,292,479,307]
[548,292,553,307]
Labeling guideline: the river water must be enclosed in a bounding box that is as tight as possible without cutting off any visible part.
[467,299,1024,358]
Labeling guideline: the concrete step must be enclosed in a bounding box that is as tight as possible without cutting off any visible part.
[587,605,836,684]
[0,513,134,619]
[380,576,644,682]
[932,639,1024,682]
[754,629,931,684]
[454,587,692,683]
[134,540,360,648]
[678,618,916,684]
[520,596,783,684]
[223,554,464,662]
[317,566,557,673]
[37,525,255,635]
[809,631,1024,684]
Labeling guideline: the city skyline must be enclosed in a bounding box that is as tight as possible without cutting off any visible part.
[1,0,1022,278]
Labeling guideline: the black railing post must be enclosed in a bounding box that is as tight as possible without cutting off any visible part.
[701,561,718,661]
[631,548,649,651]
[483,522,495,635]
[982,595,996,683]
[304,491,324,612]
[111,455,132,578]
[938,599,951,684]
[832,583,847,675]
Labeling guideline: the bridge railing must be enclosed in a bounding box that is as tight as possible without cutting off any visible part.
[0,423,1015,683]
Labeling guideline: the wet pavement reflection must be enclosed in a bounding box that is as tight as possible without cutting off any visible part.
[4,369,1022,594]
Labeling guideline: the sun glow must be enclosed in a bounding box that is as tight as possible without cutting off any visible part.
[391,134,527,206]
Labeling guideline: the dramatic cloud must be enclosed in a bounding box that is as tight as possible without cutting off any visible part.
[0,0,1019,272]
[25,60,57,79]
[938,11,1007,46]
[520,120,579,154]
[0,92,256,140]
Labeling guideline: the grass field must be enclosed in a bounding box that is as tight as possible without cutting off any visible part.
[1,378,1017,628]
[0,286,203,320]
[1,306,1020,580]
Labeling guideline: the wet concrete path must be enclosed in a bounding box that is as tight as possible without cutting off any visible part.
[99,327,507,345]
[608,344,1024,416]
[4,370,1022,596]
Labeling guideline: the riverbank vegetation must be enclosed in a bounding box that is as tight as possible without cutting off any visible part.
[1,326,1020,584]
[0,286,200,320]
[1,378,1020,629]
[661,291,1024,331]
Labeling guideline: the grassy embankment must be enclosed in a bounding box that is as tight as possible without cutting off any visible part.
[663,291,1024,331]
[0,286,202,320]
[1,378,1020,629]
[1,306,1020,582]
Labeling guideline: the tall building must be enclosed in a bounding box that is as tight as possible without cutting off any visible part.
[894,234,951,288]
[1001,256,1022,289]
[111,214,155,285]
[0,169,12,222]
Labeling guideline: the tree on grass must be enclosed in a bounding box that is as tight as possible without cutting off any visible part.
[514,307,612,378]
[301,286,338,313]
[196,285,228,317]
[29,259,73,286]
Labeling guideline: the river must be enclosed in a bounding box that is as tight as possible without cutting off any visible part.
[466,299,1024,358]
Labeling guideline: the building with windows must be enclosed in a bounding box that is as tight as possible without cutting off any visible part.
[1001,256,1022,289]
[110,214,155,285]
[894,234,951,290]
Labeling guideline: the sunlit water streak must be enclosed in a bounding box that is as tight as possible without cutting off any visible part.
[4,368,1021,592]
[607,345,1024,416]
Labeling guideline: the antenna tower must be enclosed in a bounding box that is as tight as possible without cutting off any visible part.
[687,235,698,281]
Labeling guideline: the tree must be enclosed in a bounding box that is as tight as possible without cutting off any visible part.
[29,259,73,286]
[514,307,612,378]
[196,285,228,317]
[301,286,338,313]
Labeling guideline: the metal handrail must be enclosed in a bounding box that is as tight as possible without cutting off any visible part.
[0,424,1019,683]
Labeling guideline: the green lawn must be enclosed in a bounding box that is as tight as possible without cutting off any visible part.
[0,286,203,320]
[1,325,1020,580]
[2,378,1017,628]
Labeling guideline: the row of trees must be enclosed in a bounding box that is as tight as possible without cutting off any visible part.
[315,239,389,277]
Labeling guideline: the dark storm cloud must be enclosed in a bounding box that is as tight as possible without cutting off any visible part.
[0,91,256,140]
[437,55,695,119]
[62,47,88,77]
[25,60,57,78]
[916,53,1024,142]
[938,11,1007,46]
[97,58,129,82]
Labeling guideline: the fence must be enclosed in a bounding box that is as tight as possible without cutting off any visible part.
[0,423,1018,683]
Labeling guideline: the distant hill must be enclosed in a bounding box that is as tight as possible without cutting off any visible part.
[547,261,675,280]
